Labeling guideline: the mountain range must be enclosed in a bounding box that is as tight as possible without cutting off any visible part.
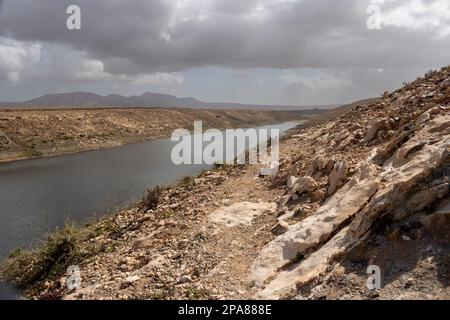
[0,91,335,112]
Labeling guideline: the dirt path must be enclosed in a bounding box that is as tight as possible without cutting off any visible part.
[57,159,283,300]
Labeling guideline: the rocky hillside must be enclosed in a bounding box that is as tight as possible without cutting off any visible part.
[1,67,448,300]
[250,66,449,299]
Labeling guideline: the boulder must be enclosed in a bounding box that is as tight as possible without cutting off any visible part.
[257,227,350,299]
[271,221,289,236]
[362,121,384,144]
[327,160,348,196]
[291,176,317,195]
[287,176,298,189]
[253,114,450,299]
[306,157,335,178]
[416,111,431,125]
[259,161,279,177]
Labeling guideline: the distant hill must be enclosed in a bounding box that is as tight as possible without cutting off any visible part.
[0,91,335,113]
[298,98,377,129]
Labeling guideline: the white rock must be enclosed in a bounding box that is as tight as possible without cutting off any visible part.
[249,161,379,285]
[362,121,383,144]
[401,235,411,241]
[349,116,450,239]
[259,161,279,177]
[222,199,232,206]
[125,275,140,283]
[291,176,317,194]
[257,227,350,299]
[180,275,193,284]
[287,176,298,189]
[328,160,348,196]
[416,111,431,125]
[209,202,276,228]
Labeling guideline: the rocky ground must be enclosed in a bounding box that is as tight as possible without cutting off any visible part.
[0,107,304,163]
[1,67,449,300]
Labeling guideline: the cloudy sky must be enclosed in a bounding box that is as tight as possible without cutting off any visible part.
[0,0,449,105]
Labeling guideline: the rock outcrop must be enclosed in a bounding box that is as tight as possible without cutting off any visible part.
[250,66,450,299]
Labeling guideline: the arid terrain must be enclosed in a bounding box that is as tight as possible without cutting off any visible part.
[0,108,306,163]
[1,67,449,300]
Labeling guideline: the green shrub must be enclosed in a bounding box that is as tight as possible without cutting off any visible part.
[1,223,99,292]
[140,185,164,211]
[179,176,194,187]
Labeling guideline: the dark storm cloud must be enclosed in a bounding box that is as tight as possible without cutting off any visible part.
[0,0,448,75]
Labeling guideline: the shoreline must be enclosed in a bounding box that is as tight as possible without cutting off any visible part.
[0,108,307,164]
[0,120,304,165]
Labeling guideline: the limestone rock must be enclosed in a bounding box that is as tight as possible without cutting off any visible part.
[287,176,298,189]
[306,157,335,178]
[259,161,279,177]
[291,176,317,195]
[348,118,450,241]
[120,275,140,289]
[249,161,379,285]
[416,111,431,125]
[257,227,350,299]
[362,121,384,144]
[271,221,289,236]
[209,202,276,228]
[327,160,348,196]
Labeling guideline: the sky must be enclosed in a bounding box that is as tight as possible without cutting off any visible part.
[0,0,449,105]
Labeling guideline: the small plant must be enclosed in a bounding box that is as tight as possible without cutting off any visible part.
[150,289,168,300]
[186,287,210,300]
[8,248,23,259]
[22,148,43,158]
[213,161,224,170]
[161,210,174,218]
[1,223,100,293]
[140,185,164,211]
[179,176,194,187]
[293,252,305,263]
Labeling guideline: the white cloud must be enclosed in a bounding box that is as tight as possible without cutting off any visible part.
[279,69,351,90]
[72,59,113,81]
[72,58,184,85]
[132,72,185,85]
[372,0,450,37]
[0,37,41,82]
